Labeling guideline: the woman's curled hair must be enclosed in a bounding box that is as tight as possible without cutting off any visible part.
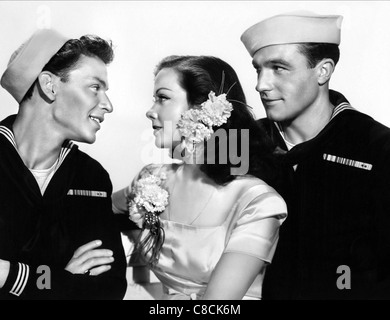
[155,55,281,188]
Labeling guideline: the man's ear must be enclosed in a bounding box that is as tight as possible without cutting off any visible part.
[317,59,335,86]
[37,71,58,102]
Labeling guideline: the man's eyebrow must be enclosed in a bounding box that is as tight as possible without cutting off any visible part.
[252,58,291,68]
[267,58,291,66]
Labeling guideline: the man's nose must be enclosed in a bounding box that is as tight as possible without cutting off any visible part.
[100,93,113,113]
[255,69,273,93]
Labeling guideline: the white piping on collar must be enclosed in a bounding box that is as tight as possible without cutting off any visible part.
[329,102,355,121]
[274,101,355,146]
[0,125,74,168]
[0,125,17,149]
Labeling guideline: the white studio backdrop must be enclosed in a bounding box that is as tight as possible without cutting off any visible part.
[1,1,389,191]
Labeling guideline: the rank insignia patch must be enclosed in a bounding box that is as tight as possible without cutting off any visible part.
[323,153,373,171]
[67,189,107,197]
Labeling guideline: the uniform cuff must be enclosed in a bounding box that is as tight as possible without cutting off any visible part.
[2,262,30,297]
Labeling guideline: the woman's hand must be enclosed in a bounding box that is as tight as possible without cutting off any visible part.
[65,240,114,276]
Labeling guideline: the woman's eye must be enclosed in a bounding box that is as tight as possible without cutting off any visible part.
[153,95,168,103]
[91,85,100,91]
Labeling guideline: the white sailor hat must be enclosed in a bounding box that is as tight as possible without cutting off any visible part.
[1,28,70,103]
[241,11,343,57]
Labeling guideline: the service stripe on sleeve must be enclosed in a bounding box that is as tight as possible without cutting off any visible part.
[10,263,30,297]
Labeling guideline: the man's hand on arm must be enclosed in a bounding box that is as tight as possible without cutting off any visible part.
[65,240,115,276]
[0,259,10,289]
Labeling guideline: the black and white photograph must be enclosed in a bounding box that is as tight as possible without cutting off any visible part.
[0,1,389,304]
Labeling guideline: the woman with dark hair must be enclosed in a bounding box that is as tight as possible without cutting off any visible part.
[112,55,287,300]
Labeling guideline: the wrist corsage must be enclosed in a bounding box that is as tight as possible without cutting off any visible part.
[128,171,168,265]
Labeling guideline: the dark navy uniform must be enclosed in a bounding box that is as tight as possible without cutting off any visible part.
[0,115,127,300]
[261,90,390,299]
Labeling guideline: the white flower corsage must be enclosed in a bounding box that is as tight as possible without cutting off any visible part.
[127,170,168,265]
[128,172,168,231]
[177,91,233,153]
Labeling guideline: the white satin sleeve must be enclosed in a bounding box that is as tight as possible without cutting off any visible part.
[112,186,131,214]
[224,185,287,263]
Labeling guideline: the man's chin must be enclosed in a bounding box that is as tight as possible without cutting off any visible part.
[77,135,97,145]
[265,111,288,123]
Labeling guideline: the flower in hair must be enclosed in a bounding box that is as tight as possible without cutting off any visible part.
[177,91,233,153]
[199,92,233,126]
